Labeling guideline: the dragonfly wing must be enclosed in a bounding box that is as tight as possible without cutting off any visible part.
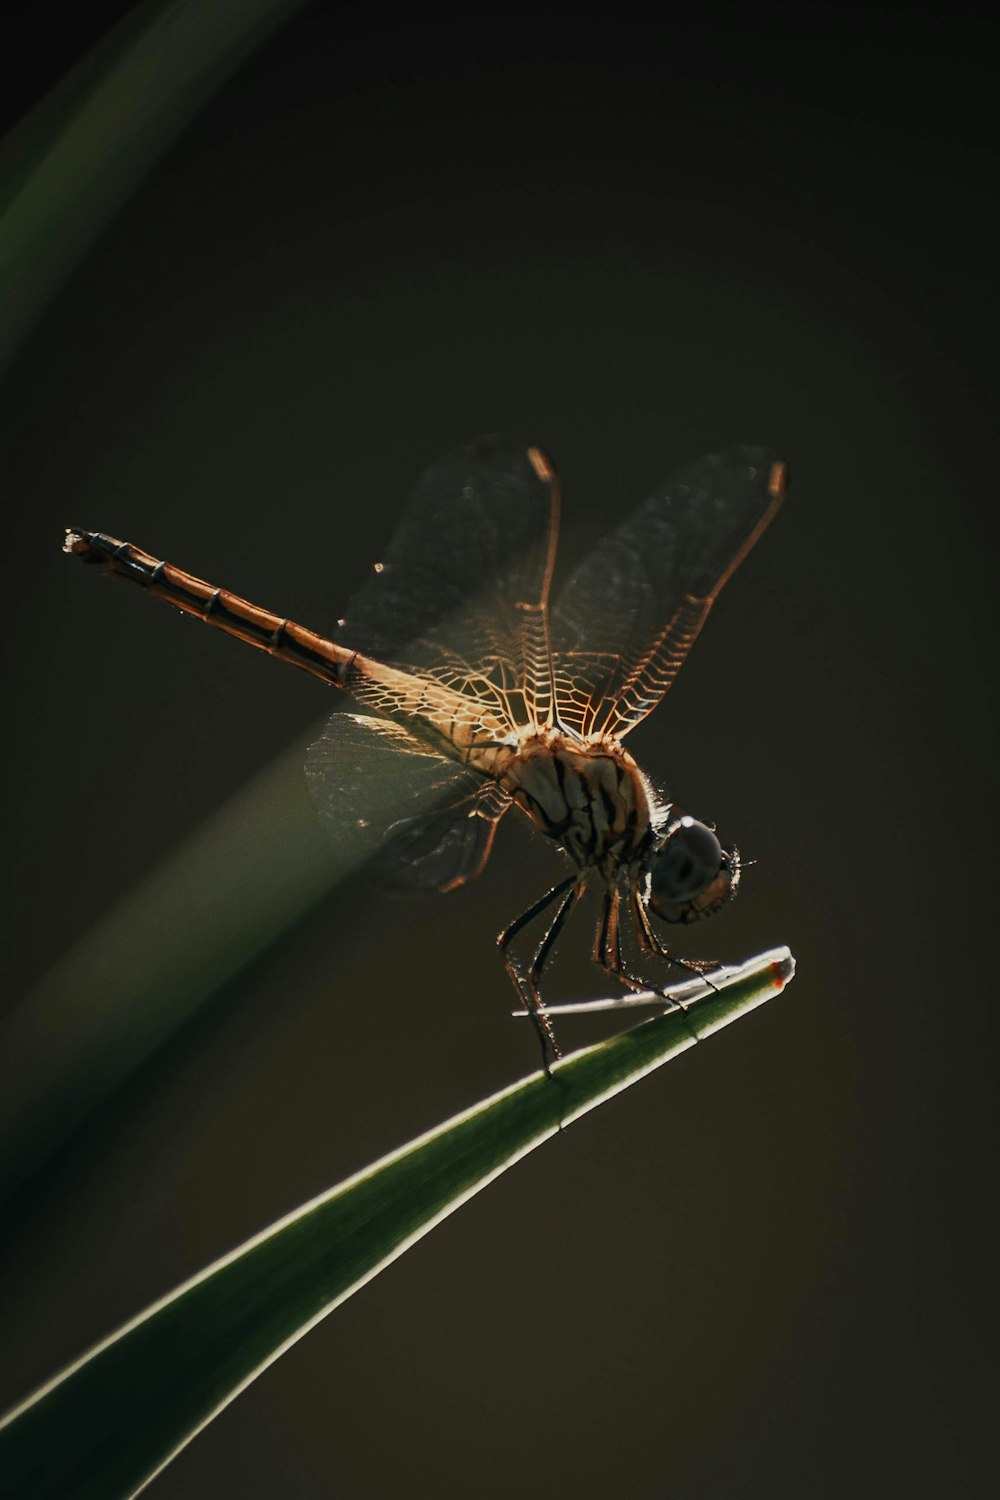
[550,446,786,738]
[305,710,510,892]
[373,778,510,893]
[334,435,560,730]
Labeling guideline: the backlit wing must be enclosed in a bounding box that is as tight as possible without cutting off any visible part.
[333,435,560,731]
[305,711,511,892]
[550,446,786,739]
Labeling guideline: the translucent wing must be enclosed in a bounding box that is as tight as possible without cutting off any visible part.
[334,435,560,730]
[551,446,786,739]
[305,711,510,892]
[371,777,510,892]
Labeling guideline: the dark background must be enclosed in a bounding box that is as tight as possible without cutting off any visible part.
[2,3,997,1496]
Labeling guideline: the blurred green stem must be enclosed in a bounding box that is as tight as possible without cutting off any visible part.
[0,730,344,1202]
[0,0,308,375]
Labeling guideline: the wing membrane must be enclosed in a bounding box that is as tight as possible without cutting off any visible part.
[551,446,786,738]
[305,711,510,892]
[334,435,560,730]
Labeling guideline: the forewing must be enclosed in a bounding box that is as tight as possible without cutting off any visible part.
[334,435,560,729]
[551,446,786,738]
[305,710,510,892]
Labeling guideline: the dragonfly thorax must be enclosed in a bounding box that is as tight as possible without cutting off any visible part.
[498,731,658,877]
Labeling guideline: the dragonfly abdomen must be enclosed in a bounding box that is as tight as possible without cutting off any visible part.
[64,529,361,688]
[64,529,512,756]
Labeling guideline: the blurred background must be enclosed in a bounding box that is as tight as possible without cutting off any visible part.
[1,2,996,1496]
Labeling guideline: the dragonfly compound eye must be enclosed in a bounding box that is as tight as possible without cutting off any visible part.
[648,816,737,923]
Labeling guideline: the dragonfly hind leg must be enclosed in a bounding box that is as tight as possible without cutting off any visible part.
[497,873,585,1068]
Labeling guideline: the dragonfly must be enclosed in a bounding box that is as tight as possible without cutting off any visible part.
[64,435,786,1063]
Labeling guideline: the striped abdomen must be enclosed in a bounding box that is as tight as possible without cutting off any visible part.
[63,530,510,757]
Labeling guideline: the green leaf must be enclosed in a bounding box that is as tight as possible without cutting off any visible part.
[0,947,793,1500]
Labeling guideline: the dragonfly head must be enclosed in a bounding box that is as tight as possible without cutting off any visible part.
[646,814,741,923]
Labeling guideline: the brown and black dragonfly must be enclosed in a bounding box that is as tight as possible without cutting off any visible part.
[65,436,786,1061]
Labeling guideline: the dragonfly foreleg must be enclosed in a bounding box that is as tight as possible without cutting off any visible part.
[628,888,724,983]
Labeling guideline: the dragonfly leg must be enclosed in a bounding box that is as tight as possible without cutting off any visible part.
[593,888,617,972]
[525,878,589,1067]
[497,874,577,1068]
[628,889,724,986]
[592,887,664,994]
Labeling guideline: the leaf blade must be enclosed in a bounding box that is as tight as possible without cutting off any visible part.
[0,948,793,1500]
